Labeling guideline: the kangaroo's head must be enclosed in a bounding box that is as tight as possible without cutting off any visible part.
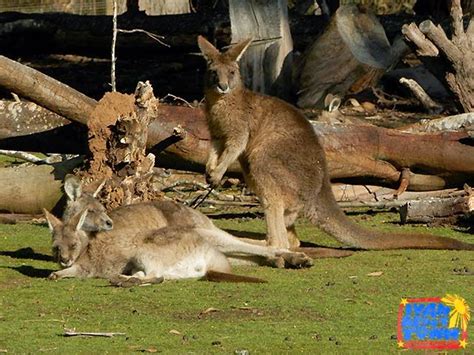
[197,35,252,95]
[63,174,113,232]
[44,209,90,268]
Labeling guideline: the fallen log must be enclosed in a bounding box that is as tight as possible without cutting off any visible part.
[400,193,474,224]
[0,55,96,124]
[0,157,82,214]
[1,55,474,208]
[2,101,474,191]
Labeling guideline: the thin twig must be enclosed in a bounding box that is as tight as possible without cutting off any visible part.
[192,187,214,209]
[11,92,20,102]
[0,150,42,163]
[117,29,170,47]
[399,77,443,114]
[161,93,194,108]
[200,199,259,207]
[111,0,118,91]
[63,329,125,338]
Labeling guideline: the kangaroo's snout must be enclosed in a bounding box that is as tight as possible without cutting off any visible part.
[60,259,73,268]
[217,82,230,94]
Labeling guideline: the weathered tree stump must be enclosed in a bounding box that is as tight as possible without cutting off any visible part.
[295,5,407,108]
[79,81,161,210]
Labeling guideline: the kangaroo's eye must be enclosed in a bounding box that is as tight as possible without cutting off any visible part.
[229,70,235,75]
[70,243,78,250]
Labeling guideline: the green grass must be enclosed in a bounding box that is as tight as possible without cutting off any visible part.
[0,211,473,353]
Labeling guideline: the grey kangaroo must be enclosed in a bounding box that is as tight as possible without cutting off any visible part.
[55,175,312,271]
[45,209,266,284]
[197,35,474,251]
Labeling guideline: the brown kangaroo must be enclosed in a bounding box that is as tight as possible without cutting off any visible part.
[58,175,313,269]
[45,209,266,284]
[197,35,474,251]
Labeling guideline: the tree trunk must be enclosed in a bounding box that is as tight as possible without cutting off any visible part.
[295,5,408,108]
[229,0,293,99]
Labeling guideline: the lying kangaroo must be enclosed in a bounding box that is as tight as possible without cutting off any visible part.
[197,35,474,251]
[57,175,313,269]
[45,209,266,284]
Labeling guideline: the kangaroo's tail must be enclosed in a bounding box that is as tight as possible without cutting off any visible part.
[304,177,474,251]
[203,270,267,283]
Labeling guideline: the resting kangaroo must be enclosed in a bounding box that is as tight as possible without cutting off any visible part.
[57,175,312,270]
[197,35,474,251]
[45,210,266,284]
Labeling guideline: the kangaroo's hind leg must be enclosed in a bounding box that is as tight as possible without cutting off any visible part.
[284,205,302,249]
[195,227,311,268]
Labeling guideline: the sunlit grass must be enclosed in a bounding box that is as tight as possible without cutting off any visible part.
[0,211,472,353]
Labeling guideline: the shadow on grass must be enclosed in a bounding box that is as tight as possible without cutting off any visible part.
[0,247,53,262]
[4,265,54,278]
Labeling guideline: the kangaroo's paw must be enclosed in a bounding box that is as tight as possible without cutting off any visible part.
[109,275,142,288]
[48,271,60,280]
[279,252,313,269]
[265,256,286,269]
[110,275,164,287]
[144,276,165,285]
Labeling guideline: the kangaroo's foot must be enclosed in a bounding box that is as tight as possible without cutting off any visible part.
[48,271,60,280]
[266,251,313,269]
[279,251,313,269]
[110,274,164,287]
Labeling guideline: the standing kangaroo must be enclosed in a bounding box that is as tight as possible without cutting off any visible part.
[57,175,313,269]
[197,35,474,251]
[45,209,266,284]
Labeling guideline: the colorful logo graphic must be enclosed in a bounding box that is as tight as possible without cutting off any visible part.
[397,294,470,350]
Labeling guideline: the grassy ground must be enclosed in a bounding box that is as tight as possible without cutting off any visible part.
[0,210,473,353]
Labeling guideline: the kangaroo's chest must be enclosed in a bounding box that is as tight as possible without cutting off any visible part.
[206,100,248,138]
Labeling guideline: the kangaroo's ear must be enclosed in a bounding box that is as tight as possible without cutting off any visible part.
[64,174,82,201]
[226,38,252,62]
[74,209,89,232]
[43,208,62,231]
[197,35,220,63]
[92,179,106,198]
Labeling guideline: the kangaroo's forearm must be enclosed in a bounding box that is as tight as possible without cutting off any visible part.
[206,140,221,172]
[215,134,248,172]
